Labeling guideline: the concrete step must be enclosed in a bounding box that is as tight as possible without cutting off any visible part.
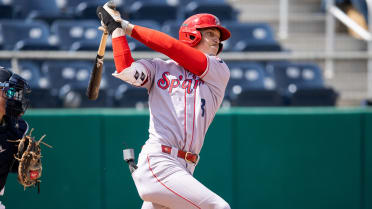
[229,0,322,4]
[280,34,367,51]
[233,2,322,15]
[238,13,326,34]
[315,60,368,106]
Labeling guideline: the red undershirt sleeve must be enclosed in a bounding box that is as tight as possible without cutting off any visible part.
[112,36,134,73]
[131,25,207,76]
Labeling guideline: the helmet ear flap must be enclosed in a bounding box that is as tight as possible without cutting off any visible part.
[190,30,202,46]
[179,28,202,46]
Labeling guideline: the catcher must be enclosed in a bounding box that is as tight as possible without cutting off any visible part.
[0,67,45,208]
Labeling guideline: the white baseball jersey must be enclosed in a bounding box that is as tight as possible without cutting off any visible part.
[135,55,229,155]
[114,55,231,209]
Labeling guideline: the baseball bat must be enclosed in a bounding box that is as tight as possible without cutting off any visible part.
[86,28,109,100]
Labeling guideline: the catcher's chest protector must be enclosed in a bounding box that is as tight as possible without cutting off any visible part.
[0,118,27,190]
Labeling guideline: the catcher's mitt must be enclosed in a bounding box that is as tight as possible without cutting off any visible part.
[9,128,52,192]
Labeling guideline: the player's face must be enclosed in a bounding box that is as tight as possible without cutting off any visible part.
[195,28,221,56]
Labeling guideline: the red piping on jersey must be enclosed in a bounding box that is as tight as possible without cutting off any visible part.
[200,56,210,79]
[131,25,207,76]
[147,155,201,209]
[188,88,197,151]
[182,71,187,151]
[112,36,134,73]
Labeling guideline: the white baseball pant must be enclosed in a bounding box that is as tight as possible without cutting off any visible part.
[132,144,230,209]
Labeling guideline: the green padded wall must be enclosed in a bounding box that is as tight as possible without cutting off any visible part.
[364,112,372,209]
[0,108,371,209]
[2,110,103,209]
[101,109,148,209]
[194,112,234,208]
[233,108,362,209]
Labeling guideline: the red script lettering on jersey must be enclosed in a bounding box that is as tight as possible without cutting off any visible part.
[157,72,202,94]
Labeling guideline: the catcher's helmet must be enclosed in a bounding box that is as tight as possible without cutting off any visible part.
[179,13,231,53]
[0,67,31,119]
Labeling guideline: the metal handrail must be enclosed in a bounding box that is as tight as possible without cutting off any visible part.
[326,0,372,98]
[2,51,372,61]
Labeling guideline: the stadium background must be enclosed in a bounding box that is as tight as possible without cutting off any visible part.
[0,0,372,208]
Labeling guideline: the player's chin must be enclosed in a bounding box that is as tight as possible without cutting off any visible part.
[209,46,219,56]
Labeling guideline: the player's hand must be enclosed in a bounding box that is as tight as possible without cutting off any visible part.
[97,1,125,34]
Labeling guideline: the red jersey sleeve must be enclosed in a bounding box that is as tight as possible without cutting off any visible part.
[131,25,207,76]
[112,36,134,73]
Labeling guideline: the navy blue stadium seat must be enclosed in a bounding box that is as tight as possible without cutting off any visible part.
[0,20,58,50]
[127,20,161,51]
[161,20,181,39]
[66,0,121,19]
[16,61,60,108]
[103,61,148,108]
[225,61,283,107]
[181,0,227,3]
[41,60,93,89]
[115,84,149,108]
[184,1,236,21]
[127,0,178,24]
[103,61,123,107]
[266,62,338,106]
[223,22,282,52]
[42,60,107,107]
[51,20,105,51]
[0,60,11,69]
[13,0,65,24]
[0,0,14,19]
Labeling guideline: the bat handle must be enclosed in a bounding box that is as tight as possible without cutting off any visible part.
[98,30,109,57]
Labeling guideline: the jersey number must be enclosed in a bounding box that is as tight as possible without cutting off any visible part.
[201,99,206,117]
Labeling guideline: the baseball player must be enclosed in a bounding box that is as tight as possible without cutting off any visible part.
[0,67,31,209]
[97,2,231,208]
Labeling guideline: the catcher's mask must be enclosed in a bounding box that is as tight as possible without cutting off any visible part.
[0,67,31,119]
[179,13,231,54]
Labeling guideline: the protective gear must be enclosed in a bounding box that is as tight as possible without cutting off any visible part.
[179,13,231,54]
[10,129,51,192]
[113,62,148,87]
[0,67,31,120]
[97,1,129,34]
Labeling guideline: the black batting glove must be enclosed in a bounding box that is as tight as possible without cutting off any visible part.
[96,6,121,35]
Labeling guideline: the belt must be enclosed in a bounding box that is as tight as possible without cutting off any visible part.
[161,145,199,164]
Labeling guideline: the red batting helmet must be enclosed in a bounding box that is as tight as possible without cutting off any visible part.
[179,13,231,53]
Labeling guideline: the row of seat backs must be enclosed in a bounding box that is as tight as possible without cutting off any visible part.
[0,60,147,108]
[0,60,337,108]
[0,0,236,24]
[0,19,282,52]
[225,61,338,106]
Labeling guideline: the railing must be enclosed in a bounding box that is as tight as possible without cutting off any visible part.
[326,0,372,98]
[277,0,372,98]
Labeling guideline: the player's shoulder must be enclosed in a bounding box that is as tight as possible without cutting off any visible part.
[206,55,227,66]
[152,58,181,69]
[141,58,176,66]
[206,55,229,70]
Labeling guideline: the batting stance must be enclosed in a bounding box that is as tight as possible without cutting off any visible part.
[97,2,231,208]
[0,67,31,209]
